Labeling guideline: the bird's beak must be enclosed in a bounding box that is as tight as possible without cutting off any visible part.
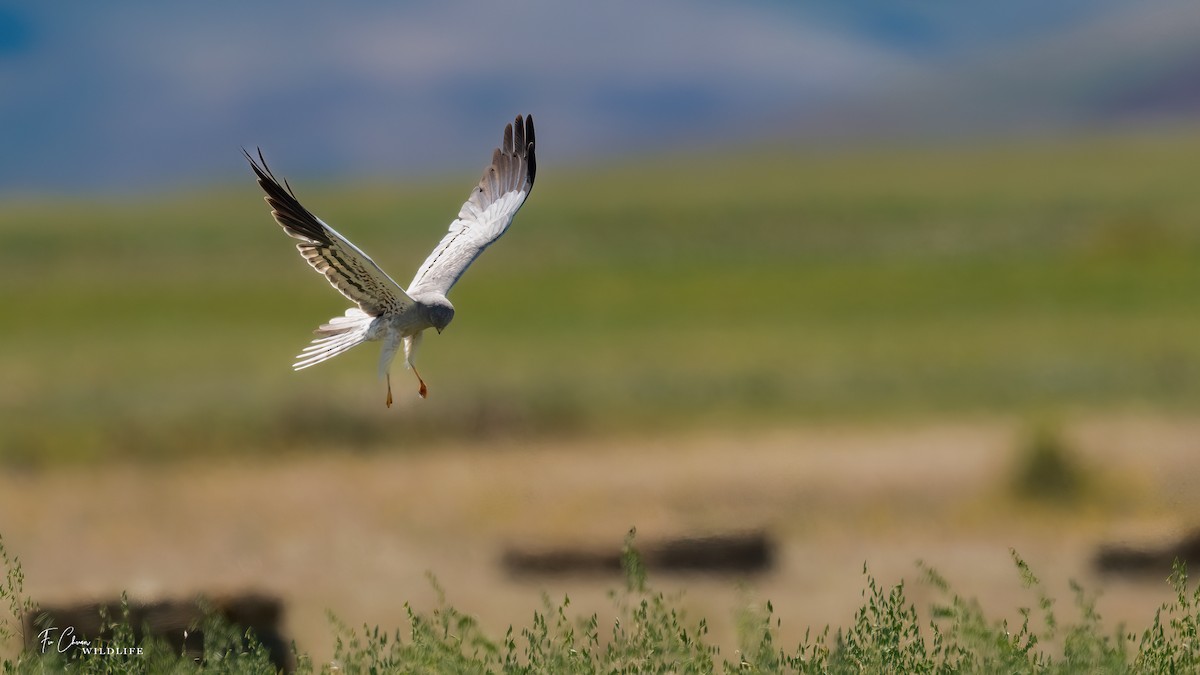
[436,328,443,335]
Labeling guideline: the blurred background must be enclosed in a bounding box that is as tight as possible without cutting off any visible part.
[3,0,1200,663]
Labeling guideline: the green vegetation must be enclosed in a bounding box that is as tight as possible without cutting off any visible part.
[1009,422,1092,504]
[4,532,1200,673]
[5,128,1200,461]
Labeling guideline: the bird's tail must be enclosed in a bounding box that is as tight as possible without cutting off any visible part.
[293,308,374,370]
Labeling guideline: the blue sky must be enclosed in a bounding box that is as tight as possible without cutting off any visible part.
[1,1,1197,194]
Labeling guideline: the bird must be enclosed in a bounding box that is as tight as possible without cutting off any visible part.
[245,115,536,407]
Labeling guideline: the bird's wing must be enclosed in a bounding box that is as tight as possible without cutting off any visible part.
[246,149,413,316]
[406,114,536,298]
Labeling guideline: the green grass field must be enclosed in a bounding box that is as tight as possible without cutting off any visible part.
[4,128,1200,462]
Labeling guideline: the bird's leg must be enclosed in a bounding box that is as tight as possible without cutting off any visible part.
[386,372,393,408]
[413,366,428,399]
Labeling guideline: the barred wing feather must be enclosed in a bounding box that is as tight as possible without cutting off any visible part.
[245,149,413,316]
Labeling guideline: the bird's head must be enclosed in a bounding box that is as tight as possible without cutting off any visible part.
[424,300,455,334]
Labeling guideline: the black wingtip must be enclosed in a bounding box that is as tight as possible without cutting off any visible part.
[244,147,302,200]
[244,147,332,248]
[498,115,536,190]
[242,145,263,164]
[243,146,272,181]
[522,114,536,188]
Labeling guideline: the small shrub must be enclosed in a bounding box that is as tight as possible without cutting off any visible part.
[1010,422,1089,504]
[1133,559,1200,672]
[0,533,35,671]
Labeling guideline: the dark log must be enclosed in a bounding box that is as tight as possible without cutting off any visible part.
[502,530,775,577]
[1094,529,1200,578]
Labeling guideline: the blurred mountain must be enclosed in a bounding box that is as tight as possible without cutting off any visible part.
[0,1,1197,194]
[797,0,1200,139]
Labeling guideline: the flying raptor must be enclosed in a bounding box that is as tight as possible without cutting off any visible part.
[246,115,536,406]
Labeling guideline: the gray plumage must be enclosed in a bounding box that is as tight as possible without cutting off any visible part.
[246,114,536,404]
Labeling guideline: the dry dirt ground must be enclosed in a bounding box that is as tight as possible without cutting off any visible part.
[3,414,1200,664]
